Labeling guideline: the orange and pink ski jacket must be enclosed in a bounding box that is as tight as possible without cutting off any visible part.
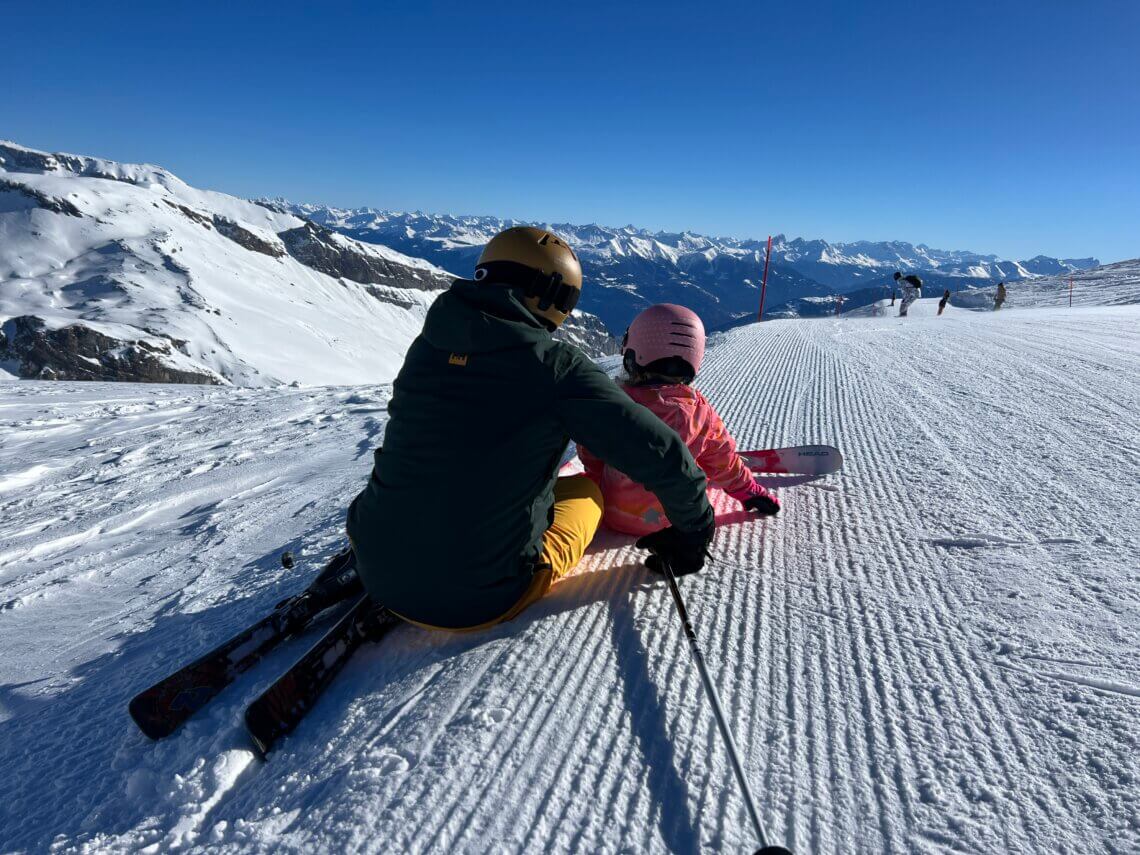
[579,382,767,535]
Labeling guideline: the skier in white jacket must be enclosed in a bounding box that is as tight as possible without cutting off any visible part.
[894,271,922,317]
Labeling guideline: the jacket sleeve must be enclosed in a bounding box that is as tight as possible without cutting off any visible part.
[552,356,712,533]
[576,442,605,485]
[690,393,754,496]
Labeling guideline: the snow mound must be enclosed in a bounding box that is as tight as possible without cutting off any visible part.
[0,142,619,383]
[0,141,455,386]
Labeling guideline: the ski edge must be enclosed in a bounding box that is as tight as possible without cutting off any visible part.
[128,610,287,740]
[748,472,828,488]
[127,549,359,740]
[739,444,843,476]
[244,596,399,758]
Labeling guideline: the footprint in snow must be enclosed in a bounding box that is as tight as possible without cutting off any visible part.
[355,748,412,777]
[374,751,412,775]
[459,706,510,728]
[928,533,1027,549]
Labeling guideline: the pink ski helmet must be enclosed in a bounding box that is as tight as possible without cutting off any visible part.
[622,303,706,380]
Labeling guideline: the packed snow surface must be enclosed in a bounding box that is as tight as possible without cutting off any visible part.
[1,305,1138,853]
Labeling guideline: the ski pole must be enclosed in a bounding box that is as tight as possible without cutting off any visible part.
[659,558,792,855]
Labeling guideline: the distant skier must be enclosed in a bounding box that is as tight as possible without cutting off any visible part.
[578,304,780,540]
[938,288,951,316]
[894,271,922,317]
[994,281,1007,310]
[347,227,714,630]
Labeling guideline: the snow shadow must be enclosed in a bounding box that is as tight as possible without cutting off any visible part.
[369,559,701,852]
[0,536,699,852]
[385,557,657,655]
[608,570,702,854]
[483,559,702,852]
[0,540,353,852]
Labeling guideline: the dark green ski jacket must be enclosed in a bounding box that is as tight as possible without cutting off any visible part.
[347,278,712,628]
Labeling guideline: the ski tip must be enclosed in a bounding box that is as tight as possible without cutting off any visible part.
[248,734,271,759]
[244,700,280,758]
[128,694,177,740]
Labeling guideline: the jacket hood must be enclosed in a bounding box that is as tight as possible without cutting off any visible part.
[421,278,552,354]
[621,381,700,408]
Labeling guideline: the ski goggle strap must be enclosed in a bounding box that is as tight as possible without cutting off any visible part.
[474,260,580,314]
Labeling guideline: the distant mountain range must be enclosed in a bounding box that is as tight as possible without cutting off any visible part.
[273,203,1098,331]
[0,139,1107,386]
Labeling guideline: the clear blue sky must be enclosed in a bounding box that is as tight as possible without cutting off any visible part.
[3,1,1136,262]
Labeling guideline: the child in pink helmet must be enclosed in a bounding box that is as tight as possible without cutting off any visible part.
[578,303,780,536]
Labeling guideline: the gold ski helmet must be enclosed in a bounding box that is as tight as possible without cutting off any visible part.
[474,226,582,329]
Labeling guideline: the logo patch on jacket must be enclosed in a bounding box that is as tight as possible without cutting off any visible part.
[448,353,469,367]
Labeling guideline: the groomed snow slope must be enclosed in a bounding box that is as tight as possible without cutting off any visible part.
[1,305,1138,853]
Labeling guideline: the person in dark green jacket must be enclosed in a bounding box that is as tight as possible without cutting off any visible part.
[347,227,714,630]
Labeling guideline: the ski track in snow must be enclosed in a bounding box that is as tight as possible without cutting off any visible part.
[0,303,1137,853]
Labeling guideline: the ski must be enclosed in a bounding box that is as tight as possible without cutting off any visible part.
[128,549,361,740]
[245,595,400,756]
[739,444,843,477]
[751,471,833,488]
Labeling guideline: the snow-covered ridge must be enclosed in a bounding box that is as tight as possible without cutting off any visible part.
[273,203,1098,331]
[744,258,1139,321]
[950,257,1140,309]
[283,202,1094,277]
[0,141,467,386]
[0,142,617,385]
